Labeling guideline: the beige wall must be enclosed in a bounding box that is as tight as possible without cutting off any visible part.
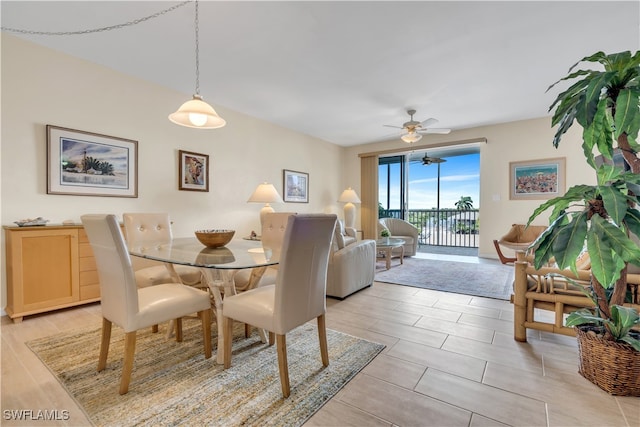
[1,34,596,317]
[0,35,344,312]
[343,117,593,258]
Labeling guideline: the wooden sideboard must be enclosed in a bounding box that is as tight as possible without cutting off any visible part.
[4,224,102,322]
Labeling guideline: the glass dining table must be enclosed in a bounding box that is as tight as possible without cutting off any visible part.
[128,237,277,364]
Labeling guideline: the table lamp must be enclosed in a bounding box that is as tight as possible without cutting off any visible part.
[248,182,284,226]
[338,187,361,229]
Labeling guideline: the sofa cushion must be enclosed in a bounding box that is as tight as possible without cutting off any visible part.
[333,222,346,250]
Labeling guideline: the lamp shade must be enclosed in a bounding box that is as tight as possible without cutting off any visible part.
[169,95,227,129]
[247,183,283,204]
[248,182,284,227]
[401,131,422,143]
[338,187,361,204]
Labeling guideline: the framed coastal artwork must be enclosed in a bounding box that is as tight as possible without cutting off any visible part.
[509,157,565,200]
[178,150,209,192]
[283,169,308,203]
[47,125,138,197]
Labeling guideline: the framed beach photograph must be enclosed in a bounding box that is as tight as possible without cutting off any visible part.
[283,169,309,203]
[179,150,209,192]
[47,125,138,197]
[510,157,565,200]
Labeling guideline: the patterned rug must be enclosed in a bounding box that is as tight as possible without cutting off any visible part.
[27,321,384,426]
[375,257,514,300]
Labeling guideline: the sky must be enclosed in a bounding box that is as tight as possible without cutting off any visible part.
[379,153,480,211]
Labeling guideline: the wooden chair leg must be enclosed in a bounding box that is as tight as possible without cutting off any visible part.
[98,318,112,372]
[152,325,159,333]
[317,314,329,367]
[175,318,183,342]
[200,310,212,359]
[119,331,137,395]
[245,324,251,338]
[493,240,516,264]
[268,331,275,346]
[223,316,234,369]
[276,334,290,398]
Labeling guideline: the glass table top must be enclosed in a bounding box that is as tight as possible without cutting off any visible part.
[128,237,278,270]
[375,238,405,248]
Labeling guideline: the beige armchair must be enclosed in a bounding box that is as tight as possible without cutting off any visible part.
[81,214,212,395]
[378,218,420,256]
[222,214,337,397]
[326,221,376,299]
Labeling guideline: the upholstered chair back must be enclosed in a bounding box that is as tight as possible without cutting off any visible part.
[273,214,337,333]
[123,213,173,246]
[81,214,140,331]
[261,212,296,262]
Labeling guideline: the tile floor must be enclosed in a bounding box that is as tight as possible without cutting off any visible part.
[2,254,638,426]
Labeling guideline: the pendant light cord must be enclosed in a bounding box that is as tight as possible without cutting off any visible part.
[194,0,200,96]
[1,1,191,35]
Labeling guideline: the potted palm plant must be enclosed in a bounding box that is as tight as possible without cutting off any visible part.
[527,51,640,395]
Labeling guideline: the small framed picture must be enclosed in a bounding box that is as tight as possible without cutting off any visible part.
[283,169,309,203]
[179,150,209,192]
[509,157,565,200]
[47,125,138,197]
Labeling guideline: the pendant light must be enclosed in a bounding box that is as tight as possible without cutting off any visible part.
[169,1,226,129]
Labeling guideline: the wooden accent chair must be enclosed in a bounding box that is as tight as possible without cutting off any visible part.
[222,214,337,397]
[493,224,547,264]
[512,251,640,342]
[81,214,212,394]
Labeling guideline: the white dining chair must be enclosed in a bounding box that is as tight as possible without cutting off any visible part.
[122,213,203,288]
[233,212,296,292]
[222,214,337,397]
[81,214,212,395]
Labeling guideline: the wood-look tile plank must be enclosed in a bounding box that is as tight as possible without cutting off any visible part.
[415,316,495,343]
[339,374,472,426]
[415,368,547,426]
[387,339,486,382]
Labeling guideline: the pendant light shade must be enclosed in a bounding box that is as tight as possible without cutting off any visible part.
[169,1,225,130]
[169,95,226,129]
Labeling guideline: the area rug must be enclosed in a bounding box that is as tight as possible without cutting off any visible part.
[27,321,384,427]
[375,257,514,300]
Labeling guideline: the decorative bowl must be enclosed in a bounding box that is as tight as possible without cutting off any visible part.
[194,229,235,248]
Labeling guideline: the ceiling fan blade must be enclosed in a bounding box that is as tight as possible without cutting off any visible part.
[383,124,404,129]
[419,128,452,134]
[420,118,439,127]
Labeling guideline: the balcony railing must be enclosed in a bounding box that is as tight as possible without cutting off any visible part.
[381,208,480,248]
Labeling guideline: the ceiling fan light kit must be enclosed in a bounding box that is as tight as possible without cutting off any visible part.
[401,132,422,143]
[385,109,451,142]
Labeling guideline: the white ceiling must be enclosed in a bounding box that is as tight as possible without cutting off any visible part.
[2,1,639,147]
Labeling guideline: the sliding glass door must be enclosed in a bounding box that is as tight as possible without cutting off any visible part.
[379,149,480,247]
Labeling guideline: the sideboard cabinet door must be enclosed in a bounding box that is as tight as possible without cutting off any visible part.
[5,227,83,322]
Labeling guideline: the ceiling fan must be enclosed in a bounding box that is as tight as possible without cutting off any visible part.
[384,109,451,143]
[421,152,447,165]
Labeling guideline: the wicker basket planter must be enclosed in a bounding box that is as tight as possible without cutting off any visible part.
[575,326,640,396]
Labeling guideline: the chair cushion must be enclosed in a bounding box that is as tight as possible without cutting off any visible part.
[135,265,202,288]
[224,285,277,330]
[129,283,211,332]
